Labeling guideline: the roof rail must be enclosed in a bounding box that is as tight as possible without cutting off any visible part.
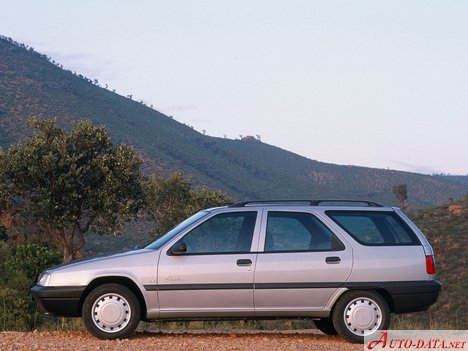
[309,200,383,207]
[229,199,383,208]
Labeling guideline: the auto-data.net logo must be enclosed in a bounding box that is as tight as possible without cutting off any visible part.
[365,330,468,351]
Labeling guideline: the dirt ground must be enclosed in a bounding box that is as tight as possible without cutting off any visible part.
[0,330,363,351]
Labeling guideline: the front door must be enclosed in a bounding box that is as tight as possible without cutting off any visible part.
[158,211,259,318]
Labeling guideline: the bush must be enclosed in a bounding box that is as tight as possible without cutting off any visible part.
[0,243,61,330]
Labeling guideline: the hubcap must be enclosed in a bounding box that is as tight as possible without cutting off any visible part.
[344,297,382,336]
[91,293,131,333]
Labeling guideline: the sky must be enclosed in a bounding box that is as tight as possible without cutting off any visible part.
[1,0,467,175]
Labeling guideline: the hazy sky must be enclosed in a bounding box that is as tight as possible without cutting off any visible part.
[1,1,467,174]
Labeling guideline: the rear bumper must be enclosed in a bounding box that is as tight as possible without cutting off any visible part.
[30,285,86,317]
[344,280,441,314]
[384,280,442,313]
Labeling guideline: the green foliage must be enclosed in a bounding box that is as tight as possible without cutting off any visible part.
[0,148,8,212]
[0,243,61,330]
[144,172,233,236]
[0,240,11,264]
[0,225,7,242]
[2,117,144,262]
[4,244,61,282]
[0,287,30,330]
[191,187,233,212]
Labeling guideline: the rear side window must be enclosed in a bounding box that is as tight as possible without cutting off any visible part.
[265,211,344,252]
[326,211,420,246]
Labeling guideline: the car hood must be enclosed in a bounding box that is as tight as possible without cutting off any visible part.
[42,248,160,287]
[49,248,155,272]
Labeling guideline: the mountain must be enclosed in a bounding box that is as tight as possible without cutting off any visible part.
[1,35,467,208]
[440,175,468,187]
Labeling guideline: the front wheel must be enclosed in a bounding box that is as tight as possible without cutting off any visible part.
[82,283,141,339]
[332,290,390,343]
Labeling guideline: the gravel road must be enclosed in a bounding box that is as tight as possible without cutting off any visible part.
[0,330,363,351]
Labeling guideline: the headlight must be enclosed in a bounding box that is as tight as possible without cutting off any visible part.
[37,271,51,286]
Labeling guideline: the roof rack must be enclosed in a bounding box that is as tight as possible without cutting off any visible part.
[310,200,383,207]
[229,199,383,208]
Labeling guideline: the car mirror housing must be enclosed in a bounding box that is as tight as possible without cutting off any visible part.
[169,241,187,255]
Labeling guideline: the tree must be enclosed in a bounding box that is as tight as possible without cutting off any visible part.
[392,184,408,211]
[2,117,144,262]
[0,148,12,230]
[144,172,233,236]
[0,148,7,212]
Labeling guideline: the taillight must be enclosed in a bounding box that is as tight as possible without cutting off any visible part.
[426,255,436,274]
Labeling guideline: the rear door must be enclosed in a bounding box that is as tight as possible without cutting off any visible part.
[254,210,352,312]
[325,210,429,281]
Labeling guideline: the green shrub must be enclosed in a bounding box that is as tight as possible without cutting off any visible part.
[0,243,61,330]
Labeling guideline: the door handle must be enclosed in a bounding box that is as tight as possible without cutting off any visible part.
[325,256,341,264]
[237,259,252,266]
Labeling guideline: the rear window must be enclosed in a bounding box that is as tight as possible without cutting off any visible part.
[325,211,420,246]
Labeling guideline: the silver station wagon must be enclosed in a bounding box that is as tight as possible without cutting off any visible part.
[31,200,441,343]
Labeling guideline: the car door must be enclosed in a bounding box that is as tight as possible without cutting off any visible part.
[254,210,352,312]
[157,210,260,318]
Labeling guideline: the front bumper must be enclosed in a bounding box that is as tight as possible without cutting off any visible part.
[30,285,86,317]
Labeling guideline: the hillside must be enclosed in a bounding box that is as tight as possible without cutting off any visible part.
[395,197,468,329]
[1,35,467,207]
[442,175,468,186]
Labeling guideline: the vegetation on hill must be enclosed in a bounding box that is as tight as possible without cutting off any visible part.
[143,172,233,236]
[440,175,468,187]
[0,35,467,207]
[395,197,468,329]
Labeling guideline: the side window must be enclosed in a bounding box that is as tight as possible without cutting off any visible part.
[326,211,420,246]
[182,212,257,254]
[265,211,342,252]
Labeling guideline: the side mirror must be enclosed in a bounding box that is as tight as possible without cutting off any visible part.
[169,241,187,255]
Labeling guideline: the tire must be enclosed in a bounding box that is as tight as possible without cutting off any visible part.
[82,283,141,339]
[314,318,338,335]
[332,290,390,344]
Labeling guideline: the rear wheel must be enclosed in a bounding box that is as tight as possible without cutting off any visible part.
[314,318,337,335]
[332,290,390,343]
[82,283,141,339]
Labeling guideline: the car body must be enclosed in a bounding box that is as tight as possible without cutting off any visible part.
[31,200,441,343]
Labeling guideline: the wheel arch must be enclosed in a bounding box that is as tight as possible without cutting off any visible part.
[374,288,395,313]
[80,276,148,320]
[330,287,396,315]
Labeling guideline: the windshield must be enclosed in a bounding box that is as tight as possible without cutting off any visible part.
[145,211,210,250]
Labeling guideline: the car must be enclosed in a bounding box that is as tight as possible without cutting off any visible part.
[31,200,441,343]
